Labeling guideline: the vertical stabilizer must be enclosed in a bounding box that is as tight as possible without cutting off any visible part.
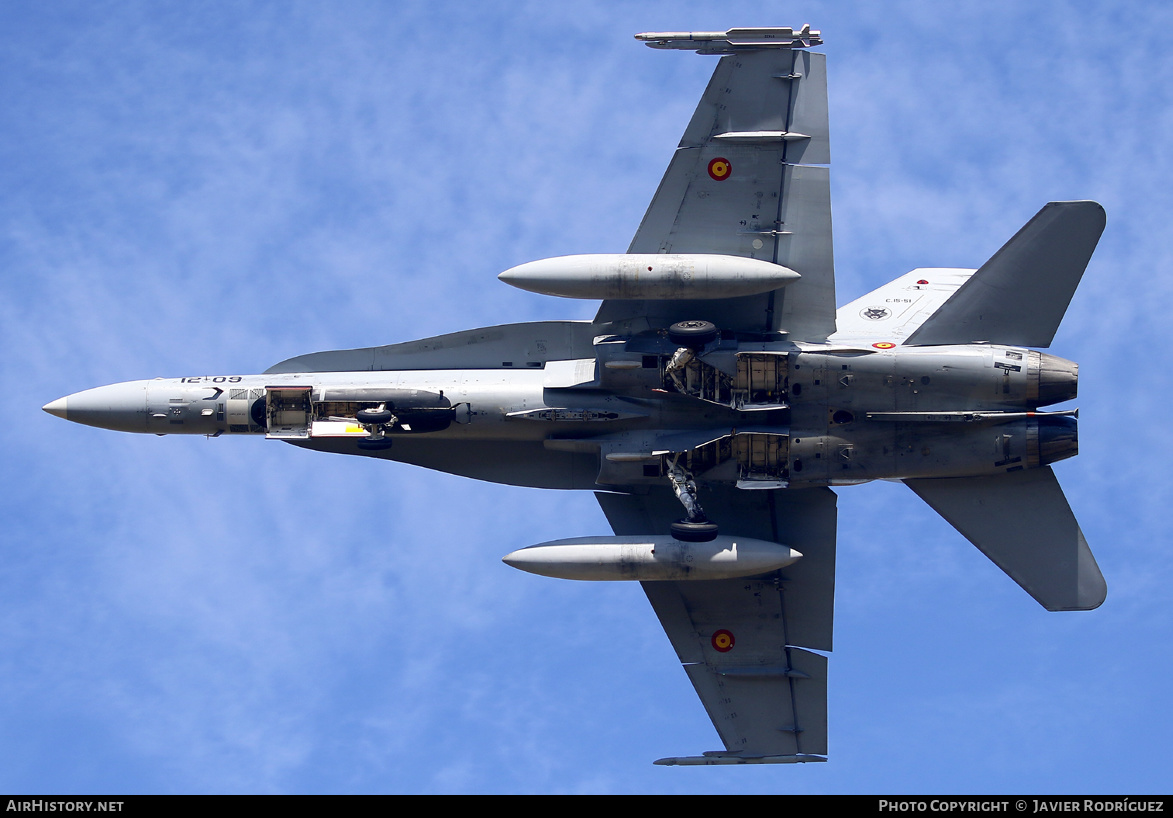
[905,201,1105,348]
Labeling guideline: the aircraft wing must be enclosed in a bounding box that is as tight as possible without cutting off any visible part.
[595,45,835,340]
[596,485,836,764]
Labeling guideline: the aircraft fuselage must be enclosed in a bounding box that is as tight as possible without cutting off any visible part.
[45,337,1079,492]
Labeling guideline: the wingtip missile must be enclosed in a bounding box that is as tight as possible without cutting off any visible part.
[635,26,822,53]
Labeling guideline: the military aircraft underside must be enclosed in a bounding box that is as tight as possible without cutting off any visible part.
[44,26,1106,765]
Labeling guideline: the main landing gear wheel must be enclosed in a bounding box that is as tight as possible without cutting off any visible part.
[357,437,393,451]
[664,454,716,541]
[667,320,718,348]
[670,519,719,542]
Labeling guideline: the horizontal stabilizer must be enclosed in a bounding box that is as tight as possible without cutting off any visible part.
[905,467,1105,611]
[905,201,1105,348]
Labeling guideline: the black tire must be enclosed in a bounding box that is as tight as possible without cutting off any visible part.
[670,519,719,542]
[667,320,718,348]
[357,437,393,451]
[356,408,394,426]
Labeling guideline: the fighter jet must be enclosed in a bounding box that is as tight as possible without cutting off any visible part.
[43,26,1106,766]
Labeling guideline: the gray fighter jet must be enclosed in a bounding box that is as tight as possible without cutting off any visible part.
[43,26,1106,766]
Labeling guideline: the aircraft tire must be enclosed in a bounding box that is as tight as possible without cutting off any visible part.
[670,519,719,542]
[667,320,718,348]
[357,437,393,451]
[356,408,394,426]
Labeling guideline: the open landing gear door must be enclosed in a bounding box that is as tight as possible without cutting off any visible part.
[264,386,313,440]
[665,351,790,411]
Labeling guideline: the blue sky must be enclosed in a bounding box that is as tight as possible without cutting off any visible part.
[2,0,1171,794]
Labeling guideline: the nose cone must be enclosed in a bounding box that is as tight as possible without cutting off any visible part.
[42,381,151,433]
[42,397,68,419]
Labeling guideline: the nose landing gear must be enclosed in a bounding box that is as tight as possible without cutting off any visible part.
[356,405,395,451]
